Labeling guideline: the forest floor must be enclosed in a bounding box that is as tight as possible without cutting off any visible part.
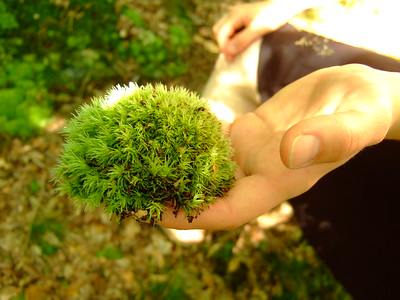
[0,1,351,300]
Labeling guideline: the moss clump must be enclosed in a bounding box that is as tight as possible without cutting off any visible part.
[55,83,236,224]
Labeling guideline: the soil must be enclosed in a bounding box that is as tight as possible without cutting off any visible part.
[0,1,350,299]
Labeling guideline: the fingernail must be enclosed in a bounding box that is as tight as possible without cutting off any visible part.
[289,135,320,169]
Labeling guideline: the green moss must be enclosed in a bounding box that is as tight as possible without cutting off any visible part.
[55,83,236,224]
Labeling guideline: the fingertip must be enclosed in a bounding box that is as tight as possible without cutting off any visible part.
[280,120,330,169]
[222,44,239,61]
[224,29,258,59]
[223,53,234,62]
[226,41,237,54]
[215,24,234,52]
[287,134,320,169]
[280,118,325,169]
[280,112,377,169]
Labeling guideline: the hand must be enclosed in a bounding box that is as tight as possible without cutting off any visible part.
[213,0,315,61]
[159,64,400,230]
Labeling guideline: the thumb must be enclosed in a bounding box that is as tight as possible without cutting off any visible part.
[223,27,262,59]
[280,110,390,169]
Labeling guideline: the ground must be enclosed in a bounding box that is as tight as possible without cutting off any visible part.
[0,1,351,299]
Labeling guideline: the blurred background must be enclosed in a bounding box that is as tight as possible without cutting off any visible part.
[0,1,351,299]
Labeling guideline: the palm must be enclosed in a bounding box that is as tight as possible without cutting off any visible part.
[160,65,392,230]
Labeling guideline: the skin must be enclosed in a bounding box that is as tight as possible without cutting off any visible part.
[159,1,400,230]
[213,0,339,61]
[159,64,400,230]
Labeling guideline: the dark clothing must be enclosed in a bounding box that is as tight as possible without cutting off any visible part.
[257,24,400,102]
[257,24,400,299]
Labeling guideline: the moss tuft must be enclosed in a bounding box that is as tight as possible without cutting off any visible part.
[54,83,236,224]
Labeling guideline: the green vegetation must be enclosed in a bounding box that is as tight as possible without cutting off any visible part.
[141,226,351,299]
[0,0,193,138]
[55,83,236,224]
[0,1,353,299]
[29,217,65,256]
[96,244,124,259]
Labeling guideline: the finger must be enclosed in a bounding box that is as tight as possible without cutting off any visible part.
[213,16,242,52]
[223,27,262,59]
[280,110,391,169]
[159,156,336,231]
[158,174,281,230]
